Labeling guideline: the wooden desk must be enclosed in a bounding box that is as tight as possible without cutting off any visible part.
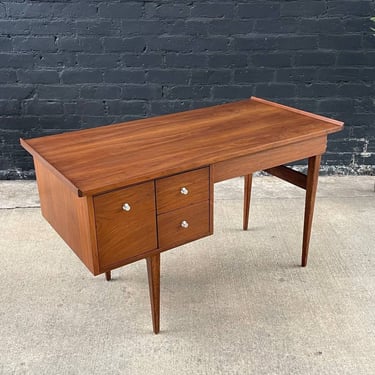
[20,97,343,334]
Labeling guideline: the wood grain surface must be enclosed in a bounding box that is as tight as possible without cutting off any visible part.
[20,97,343,196]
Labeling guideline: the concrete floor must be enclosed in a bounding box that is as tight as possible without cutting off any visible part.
[0,176,374,375]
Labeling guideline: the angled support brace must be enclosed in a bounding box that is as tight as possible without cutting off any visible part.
[264,165,307,190]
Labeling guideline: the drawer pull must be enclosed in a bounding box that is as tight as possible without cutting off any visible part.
[122,203,131,212]
[180,220,189,229]
[180,187,189,195]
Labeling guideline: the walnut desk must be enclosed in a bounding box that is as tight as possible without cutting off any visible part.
[20,97,343,334]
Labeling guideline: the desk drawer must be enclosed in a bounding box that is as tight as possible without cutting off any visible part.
[156,167,209,214]
[94,181,157,269]
[157,201,210,249]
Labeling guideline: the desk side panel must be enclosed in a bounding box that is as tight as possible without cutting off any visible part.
[213,136,327,182]
[34,158,99,275]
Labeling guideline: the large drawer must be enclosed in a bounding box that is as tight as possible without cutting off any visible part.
[156,167,209,214]
[94,181,157,269]
[157,201,210,249]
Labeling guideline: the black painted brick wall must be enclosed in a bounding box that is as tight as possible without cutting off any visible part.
[1,0,374,178]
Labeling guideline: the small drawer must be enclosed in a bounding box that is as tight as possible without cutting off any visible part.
[94,181,157,269]
[157,201,210,249]
[156,167,209,214]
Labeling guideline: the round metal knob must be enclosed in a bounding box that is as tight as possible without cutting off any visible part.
[180,220,189,228]
[180,187,189,195]
[122,203,131,211]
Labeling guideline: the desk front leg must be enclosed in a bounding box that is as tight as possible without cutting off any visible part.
[243,174,253,230]
[147,253,160,334]
[302,155,321,267]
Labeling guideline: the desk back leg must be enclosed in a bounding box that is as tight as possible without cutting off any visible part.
[243,174,253,230]
[105,271,111,281]
[147,253,160,334]
[302,155,321,267]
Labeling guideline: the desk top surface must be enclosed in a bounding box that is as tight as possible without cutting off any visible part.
[21,97,343,196]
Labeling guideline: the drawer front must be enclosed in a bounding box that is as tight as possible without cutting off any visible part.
[94,181,157,269]
[156,167,209,214]
[157,201,210,249]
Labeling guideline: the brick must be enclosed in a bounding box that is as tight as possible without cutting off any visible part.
[234,69,275,83]
[0,100,20,115]
[59,3,97,18]
[147,70,190,84]
[0,85,35,100]
[319,35,362,50]
[123,54,163,68]
[361,68,375,82]
[280,1,326,17]
[75,21,119,36]
[168,21,208,36]
[80,86,122,99]
[13,36,56,52]
[336,52,375,66]
[252,53,292,68]
[0,20,30,35]
[212,85,254,99]
[24,100,64,116]
[77,101,106,116]
[164,85,211,100]
[0,37,12,51]
[165,54,208,68]
[319,99,355,113]
[0,70,17,83]
[106,100,147,116]
[208,54,247,68]
[77,54,120,68]
[233,36,278,51]
[277,36,318,50]
[145,4,190,18]
[238,3,280,18]
[276,68,318,82]
[0,116,39,130]
[0,53,34,68]
[208,20,253,35]
[191,3,234,18]
[34,53,77,68]
[147,36,193,53]
[104,70,145,84]
[39,115,81,130]
[57,37,102,52]
[38,85,79,100]
[7,3,54,18]
[121,20,164,36]
[317,68,362,82]
[30,20,76,35]
[98,3,143,19]
[191,70,231,84]
[295,52,336,66]
[255,84,296,98]
[192,37,229,52]
[17,70,59,84]
[103,37,146,53]
[61,70,103,84]
[298,84,337,98]
[122,85,162,100]
[253,18,298,33]
[298,18,345,34]
[327,1,372,16]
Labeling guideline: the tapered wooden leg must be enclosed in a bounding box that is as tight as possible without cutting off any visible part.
[105,271,111,281]
[243,174,253,230]
[301,155,321,267]
[146,253,160,334]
